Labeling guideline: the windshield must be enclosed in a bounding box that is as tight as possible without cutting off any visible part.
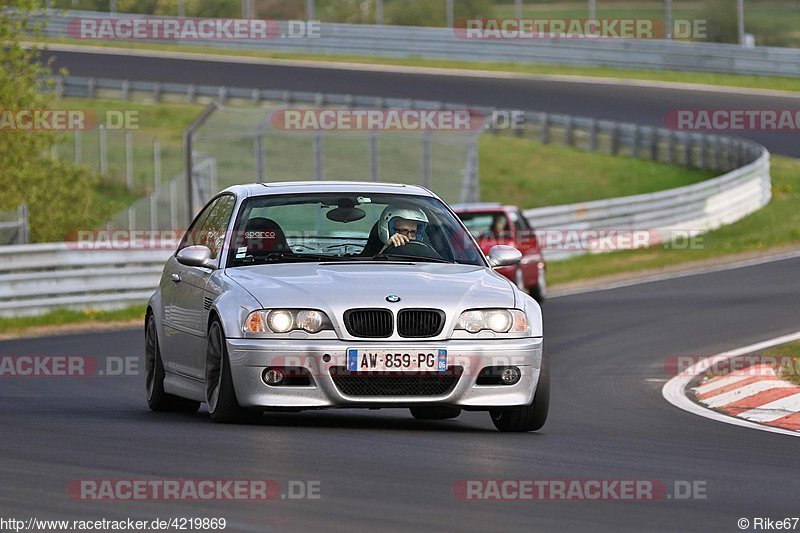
[226,192,486,267]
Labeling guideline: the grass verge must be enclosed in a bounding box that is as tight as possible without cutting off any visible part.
[0,305,146,338]
[758,341,800,386]
[547,155,800,285]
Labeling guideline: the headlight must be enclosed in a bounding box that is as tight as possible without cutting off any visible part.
[456,309,528,334]
[245,309,333,334]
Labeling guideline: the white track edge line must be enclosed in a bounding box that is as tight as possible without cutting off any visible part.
[662,330,800,438]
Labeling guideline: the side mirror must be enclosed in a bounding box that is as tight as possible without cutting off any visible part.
[487,245,522,268]
[176,245,214,268]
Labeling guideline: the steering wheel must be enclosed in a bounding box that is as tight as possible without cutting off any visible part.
[384,239,442,259]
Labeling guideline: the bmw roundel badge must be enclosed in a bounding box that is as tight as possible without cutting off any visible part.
[385,294,401,303]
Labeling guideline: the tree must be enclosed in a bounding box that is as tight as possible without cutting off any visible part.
[1,0,105,242]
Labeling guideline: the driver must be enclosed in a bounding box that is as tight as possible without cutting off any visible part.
[377,205,428,253]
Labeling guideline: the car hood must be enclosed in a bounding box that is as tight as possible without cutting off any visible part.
[225,262,516,314]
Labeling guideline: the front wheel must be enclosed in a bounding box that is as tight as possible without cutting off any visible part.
[145,314,200,413]
[206,320,257,423]
[490,344,549,432]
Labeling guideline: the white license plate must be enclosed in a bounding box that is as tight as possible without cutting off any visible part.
[347,349,447,372]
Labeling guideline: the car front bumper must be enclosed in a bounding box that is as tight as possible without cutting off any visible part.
[226,336,544,409]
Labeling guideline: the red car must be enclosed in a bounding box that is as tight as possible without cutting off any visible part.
[452,203,547,303]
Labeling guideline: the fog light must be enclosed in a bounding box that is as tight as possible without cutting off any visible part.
[263,368,285,385]
[500,366,521,385]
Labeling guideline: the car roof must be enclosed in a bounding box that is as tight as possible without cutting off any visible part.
[223,181,437,199]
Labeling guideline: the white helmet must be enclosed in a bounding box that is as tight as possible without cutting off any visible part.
[378,205,429,244]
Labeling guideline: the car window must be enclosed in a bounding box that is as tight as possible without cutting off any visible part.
[227,192,486,267]
[177,197,218,252]
[196,195,236,260]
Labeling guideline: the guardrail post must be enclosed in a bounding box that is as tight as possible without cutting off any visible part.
[650,127,658,161]
[121,80,129,100]
[218,87,227,104]
[153,138,161,190]
[564,116,574,146]
[87,78,96,98]
[699,136,708,170]
[632,125,640,158]
[589,119,598,151]
[540,114,550,144]
[128,206,136,232]
[714,137,722,170]
[187,85,196,103]
[683,135,691,166]
[667,131,676,164]
[610,124,620,155]
[153,82,162,102]
[251,89,261,104]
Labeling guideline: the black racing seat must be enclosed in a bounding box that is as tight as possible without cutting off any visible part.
[238,217,289,257]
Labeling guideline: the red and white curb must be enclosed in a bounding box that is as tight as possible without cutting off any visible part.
[662,331,800,438]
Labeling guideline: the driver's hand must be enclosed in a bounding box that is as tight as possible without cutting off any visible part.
[388,233,410,248]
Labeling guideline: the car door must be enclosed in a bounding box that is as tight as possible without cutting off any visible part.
[160,200,214,376]
[171,194,237,380]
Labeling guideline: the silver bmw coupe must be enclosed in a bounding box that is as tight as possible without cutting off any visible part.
[145,181,548,431]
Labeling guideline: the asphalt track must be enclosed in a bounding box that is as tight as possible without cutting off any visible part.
[40,49,800,157]
[2,257,799,531]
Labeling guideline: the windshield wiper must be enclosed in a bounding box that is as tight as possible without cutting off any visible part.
[239,252,344,264]
[371,253,451,264]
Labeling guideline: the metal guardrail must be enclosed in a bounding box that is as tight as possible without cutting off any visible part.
[2,75,770,316]
[40,10,800,78]
[524,149,771,261]
[0,243,172,317]
[0,205,29,246]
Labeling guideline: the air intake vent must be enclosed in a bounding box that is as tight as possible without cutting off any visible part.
[330,366,463,396]
[344,309,393,338]
[203,297,213,310]
[397,309,445,338]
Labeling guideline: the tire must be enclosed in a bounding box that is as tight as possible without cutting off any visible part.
[490,344,549,432]
[531,266,547,303]
[205,320,258,423]
[410,406,462,420]
[145,314,200,413]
